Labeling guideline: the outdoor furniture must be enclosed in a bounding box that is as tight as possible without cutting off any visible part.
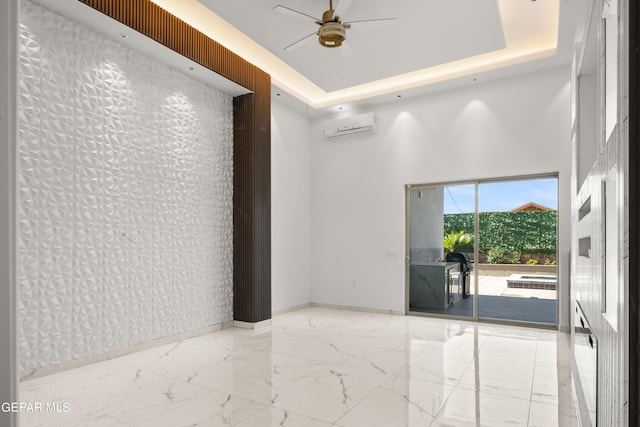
[446,252,472,298]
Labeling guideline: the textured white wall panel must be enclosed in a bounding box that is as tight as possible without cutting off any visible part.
[17,1,234,371]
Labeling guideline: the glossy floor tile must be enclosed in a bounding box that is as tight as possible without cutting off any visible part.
[20,307,578,426]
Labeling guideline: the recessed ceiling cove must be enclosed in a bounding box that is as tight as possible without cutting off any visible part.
[198,0,506,92]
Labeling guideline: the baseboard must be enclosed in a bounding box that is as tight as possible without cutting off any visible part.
[310,302,405,316]
[20,320,233,381]
[233,318,272,329]
[272,303,312,316]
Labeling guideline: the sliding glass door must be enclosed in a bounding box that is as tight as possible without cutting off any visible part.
[407,175,558,326]
[476,178,558,324]
[407,183,474,318]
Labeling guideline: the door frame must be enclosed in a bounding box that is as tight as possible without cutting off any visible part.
[404,172,560,328]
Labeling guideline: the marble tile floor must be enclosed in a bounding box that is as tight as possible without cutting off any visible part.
[20,307,578,427]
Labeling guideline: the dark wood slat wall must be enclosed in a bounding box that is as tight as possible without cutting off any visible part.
[79,0,272,323]
[233,79,271,322]
[630,0,639,421]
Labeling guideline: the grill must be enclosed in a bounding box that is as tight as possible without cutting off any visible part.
[445,252,473,298]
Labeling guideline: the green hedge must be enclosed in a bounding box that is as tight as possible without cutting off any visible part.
[444,211,557,255]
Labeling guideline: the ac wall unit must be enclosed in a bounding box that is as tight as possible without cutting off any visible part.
[321,112,376,138]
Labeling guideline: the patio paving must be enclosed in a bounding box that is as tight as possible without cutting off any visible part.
[411,274,558,325]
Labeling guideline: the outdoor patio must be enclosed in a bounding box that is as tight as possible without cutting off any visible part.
[412,265,558,325]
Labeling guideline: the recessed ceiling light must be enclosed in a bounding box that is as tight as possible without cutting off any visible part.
[397,94,402,98]
[338,107,343,110]
[276,93,281,96]
[473,78,478,82]
[189,66,194,71]
[156,0,560,109]
[119,33,128,38]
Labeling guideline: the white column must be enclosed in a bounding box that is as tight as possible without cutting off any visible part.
[0,0,18,425]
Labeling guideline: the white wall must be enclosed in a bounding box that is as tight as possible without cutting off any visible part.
[310,67,572,327]
[271,100,312,313]
[409,188,444,263]
[17,2,234,371]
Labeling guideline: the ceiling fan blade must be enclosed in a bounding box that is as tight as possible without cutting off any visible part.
[273,5,320,25]
[283,31,317,51]
[339,41,354,58]
[333,0,353,20]
[345,17,397,31]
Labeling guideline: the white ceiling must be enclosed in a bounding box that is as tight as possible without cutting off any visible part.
[199,0,507,92]
[165,0,579,112]
[32,0,580,115]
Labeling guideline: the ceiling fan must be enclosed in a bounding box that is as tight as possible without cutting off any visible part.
[273,0,396,57]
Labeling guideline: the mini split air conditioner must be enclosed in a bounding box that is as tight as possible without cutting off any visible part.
[321,112,376,138]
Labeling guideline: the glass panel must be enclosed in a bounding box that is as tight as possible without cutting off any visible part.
[476,178,558,325]
[408,184,475,317]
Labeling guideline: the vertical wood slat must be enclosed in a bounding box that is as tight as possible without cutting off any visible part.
[79,0,260,95]
[78,0,272,323]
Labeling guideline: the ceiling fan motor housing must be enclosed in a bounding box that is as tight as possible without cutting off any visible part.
[319,21,348,48]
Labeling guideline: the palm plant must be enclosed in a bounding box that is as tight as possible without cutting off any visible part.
[443,230,473,253]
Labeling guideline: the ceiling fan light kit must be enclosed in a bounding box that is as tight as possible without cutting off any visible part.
[318,22,349,48]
